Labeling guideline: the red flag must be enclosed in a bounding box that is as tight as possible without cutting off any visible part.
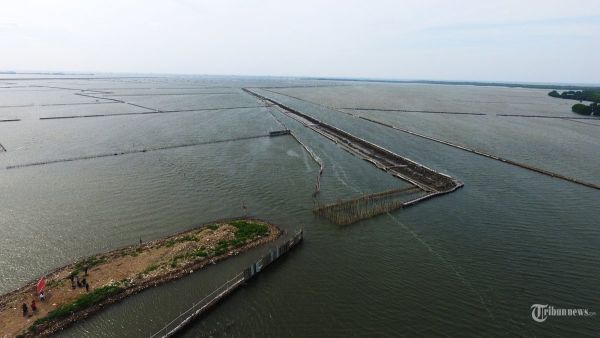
[36,277,46,294]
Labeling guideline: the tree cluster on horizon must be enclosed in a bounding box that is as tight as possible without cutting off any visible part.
[548,90,600,116]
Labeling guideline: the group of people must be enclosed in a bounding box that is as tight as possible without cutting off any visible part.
[21,291,45,317]
[22,268,92,318]
[69,274,90,292]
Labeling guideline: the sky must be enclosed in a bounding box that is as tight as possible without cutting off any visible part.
[1,0,599,83]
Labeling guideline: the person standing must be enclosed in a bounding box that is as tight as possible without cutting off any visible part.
[22,303,28,316]
[31,300,37,313]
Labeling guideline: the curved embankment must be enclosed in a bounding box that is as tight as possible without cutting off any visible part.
[0,218,281,338]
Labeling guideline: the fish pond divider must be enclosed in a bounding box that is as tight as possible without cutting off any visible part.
[243,88,464,224]
[150,229,304,338]
[6,132,291,170]
[359,116,600,190]
[255,87,600,191]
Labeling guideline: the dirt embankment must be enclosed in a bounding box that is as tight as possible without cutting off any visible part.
[0,218,280,338]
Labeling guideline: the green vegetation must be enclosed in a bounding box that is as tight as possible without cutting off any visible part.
[170,221,269,266]
[208,221,269,256]
[69,256,106,277]
[214,240,230,256]
[19,220,272,336]
[45,279,65,288]
[548,90,600,102]
[572,103,600,116]
[206,224,219,230]
[30,284,123,331]
[230,220,269,244]
[169,246,208,268]
[164,234,198,248]
[161,222,267,252]
[194,248,208,257]
[142,264,159,275]
[548,90,600,116]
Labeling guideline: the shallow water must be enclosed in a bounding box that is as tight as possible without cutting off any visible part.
[0,77,598,337]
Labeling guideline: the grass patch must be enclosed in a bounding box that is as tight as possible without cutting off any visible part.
[230,220,269,245]
[194,248,207,257]
[164,234,198,248]
[69,256,106,277]
[46,279,64,288]
[214,240,230,256]
[208,221,270,256]
[30,284,123,331]
[142,264,159,275]
[169,252,195,267]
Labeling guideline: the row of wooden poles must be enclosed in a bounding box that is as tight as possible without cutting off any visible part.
[6,134,273,170]
[313,186,422,225]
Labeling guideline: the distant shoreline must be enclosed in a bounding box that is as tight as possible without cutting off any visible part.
[2,73,598,90]
[300,77,600,91]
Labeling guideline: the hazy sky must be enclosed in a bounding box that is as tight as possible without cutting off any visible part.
[1,0,599,83]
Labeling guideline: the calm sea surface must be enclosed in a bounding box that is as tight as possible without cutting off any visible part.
[0,77,598,337]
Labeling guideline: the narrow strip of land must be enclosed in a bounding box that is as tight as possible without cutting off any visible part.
[38,102,119,107]
[101,92,239,97]
[80,86,236,91]
[38,106,266,120]
[359,116,600,190]
[244,88,463,225]
[341,107,487,116]
[29,85,111,94]
[0,104,34,108]
[496,113,599,120]
[74,93,162,112]
[151,228,303,337]
[342,108,600,120]
[5,133,280,170]
[0,76,160,81]
[246,89,461,192]
[260,88,600,190]
[0,219,280,338]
